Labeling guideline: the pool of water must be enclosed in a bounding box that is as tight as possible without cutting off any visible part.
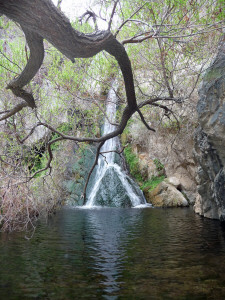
[1,207,225,299]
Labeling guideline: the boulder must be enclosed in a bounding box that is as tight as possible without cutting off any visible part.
[165,175,197,204]
[165,176,180,188]
[145,181,189,207]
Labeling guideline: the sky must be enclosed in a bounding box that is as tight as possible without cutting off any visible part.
[52,0,92,19]
[52,0,108,29]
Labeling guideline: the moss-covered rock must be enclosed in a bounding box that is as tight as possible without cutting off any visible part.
[63,144,97,206]
[92,165,146,207]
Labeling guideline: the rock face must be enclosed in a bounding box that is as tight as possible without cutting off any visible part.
[92,166,145,208]
[194,35,225,220]
[129,123,198,205]
[146,180,188,207]
[63,144,96,206]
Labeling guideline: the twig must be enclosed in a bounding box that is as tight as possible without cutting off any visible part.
[137,108,155,132]
[0,50,22,71]
[122,25,224,45]
[151,103,180,131]
[108,0,119,31]
[79,10,98,31]
[0,63,20,75]
[82,141,105,204]
[115,2,147,37]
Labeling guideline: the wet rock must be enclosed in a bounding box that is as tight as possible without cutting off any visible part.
[92,165,146,207]
[63,144,97,206]
[194,35,225,220]
[146,181,189,207]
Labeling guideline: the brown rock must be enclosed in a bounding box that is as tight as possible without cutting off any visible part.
[146,181,189,207]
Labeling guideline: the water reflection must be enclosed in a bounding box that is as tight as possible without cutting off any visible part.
[86,208,141,297]
[1,207,225,299]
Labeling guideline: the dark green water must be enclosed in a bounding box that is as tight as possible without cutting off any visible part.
[1,207,225,299]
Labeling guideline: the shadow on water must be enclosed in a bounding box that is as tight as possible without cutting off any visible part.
[1,207,225,299]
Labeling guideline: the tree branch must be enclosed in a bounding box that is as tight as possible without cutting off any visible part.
[114,2,148,37]
[7,27,44,90]
[122,24,224,45]
[0,49,22,71]
[137,108,155,132]
[82,141,105,204]
[28,143,53,179]
[0,101,28,122]
[108,0,119,31]
[79,10,98,31]
[0,0,138,116]
[0,63,20,75]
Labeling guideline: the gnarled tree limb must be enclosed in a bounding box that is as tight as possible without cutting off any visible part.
[0,0,138,115]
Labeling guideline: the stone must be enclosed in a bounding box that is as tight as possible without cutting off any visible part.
[146,181,189,207]
[165,176,180,188]
[193,193,202,215]
[194,35,225,220]
[137,152,165,180]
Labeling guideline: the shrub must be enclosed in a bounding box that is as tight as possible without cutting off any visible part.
[124,145,142,182]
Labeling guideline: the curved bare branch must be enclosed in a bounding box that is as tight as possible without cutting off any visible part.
[0,0,138,113]
[108,0,119,31]
[5,27,44,108]
[0,101,28,121]
[7,28,44,89]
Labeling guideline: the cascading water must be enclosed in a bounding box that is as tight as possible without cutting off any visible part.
[85,81,148,208]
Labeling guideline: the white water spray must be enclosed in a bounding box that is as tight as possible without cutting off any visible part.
[85,81,148,208]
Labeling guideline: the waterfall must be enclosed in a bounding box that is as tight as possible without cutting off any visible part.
[85,81,148,208]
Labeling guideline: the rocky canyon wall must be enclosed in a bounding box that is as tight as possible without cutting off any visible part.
[194,35,225,220]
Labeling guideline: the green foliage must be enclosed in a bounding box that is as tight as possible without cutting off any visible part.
[29,123,73,176]
[141,176,165,191]
[0,39,26,89]
[153,159,164,172]
[30,153,49,176]
[124,145,165,191]
[51,123,72,140]
[0,17,10,30]
[124,145,142,182]
[116,0,223,110]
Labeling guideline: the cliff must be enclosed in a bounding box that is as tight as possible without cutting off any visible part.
[194,35,225,220]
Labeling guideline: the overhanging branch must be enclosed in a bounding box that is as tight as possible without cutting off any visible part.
[0,0,138,115]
